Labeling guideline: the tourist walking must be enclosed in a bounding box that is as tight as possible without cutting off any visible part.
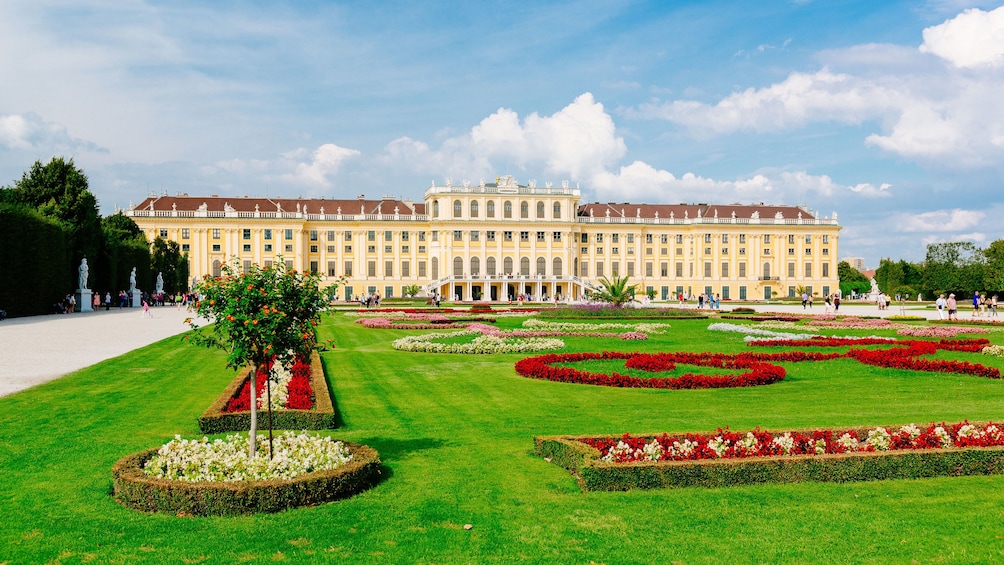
[936,294,947,320]
[947,294,958,321]
[141,299,152,318]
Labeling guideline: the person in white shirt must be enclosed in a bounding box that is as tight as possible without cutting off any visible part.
[935,294,947,320]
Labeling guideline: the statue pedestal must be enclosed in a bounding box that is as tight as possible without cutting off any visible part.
[76,289,93,312]
[131,291,142,308]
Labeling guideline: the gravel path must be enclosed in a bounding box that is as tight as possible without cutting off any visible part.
[0,299,953,398]
[0,306,200,398]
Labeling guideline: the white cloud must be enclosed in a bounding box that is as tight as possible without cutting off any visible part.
[919,6,1004,68]
[587,160,879,207]
[0,112,106,153]
[281,143,361,188]
[380,93,626,181]
[895,208,985,232]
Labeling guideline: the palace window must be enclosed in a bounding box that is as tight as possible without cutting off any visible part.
[504,201,512,218]
[487,201,495,218]
[470,201,479,218]
[285,229,293,240]
[537,202,545,218]
[553,202,561,219]
[521,202,529,218]
[181,229,190,239]
[453,200,462,218]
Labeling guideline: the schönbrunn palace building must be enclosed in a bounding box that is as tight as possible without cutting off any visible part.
[127,175,841,302]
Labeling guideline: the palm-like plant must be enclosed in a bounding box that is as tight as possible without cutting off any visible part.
[591,274,638,307]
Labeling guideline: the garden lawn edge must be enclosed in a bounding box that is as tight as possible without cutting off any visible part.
[535,433,1004,491]
[198,351,337,433]
[112,441,381,515]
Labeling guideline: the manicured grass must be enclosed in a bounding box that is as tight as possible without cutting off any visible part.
[3,315,1004,563]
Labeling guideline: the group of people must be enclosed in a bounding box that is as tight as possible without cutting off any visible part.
[934,292,999,320]
[358,292,382,308]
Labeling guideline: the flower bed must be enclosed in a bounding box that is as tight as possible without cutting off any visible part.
[392,329,564,354]
[112,437,381,515]
[535,422,1004,491]
[223,355,313,412]
[199,351,339,433]
[514,336,1000,389]
[514,351,789,389]
[748,337,1000,379]
[896,326,988,337]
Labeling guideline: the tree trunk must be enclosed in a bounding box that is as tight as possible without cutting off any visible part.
[249,363,258,459]
[266,376,274,459]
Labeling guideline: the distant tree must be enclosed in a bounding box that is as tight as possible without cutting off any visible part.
[150,237,188,294]
[983,239,1004,293]
[923,242,984,296]
[875,258,904,294]
[838,261,871,297]
[592,274,638,307]
[2,158,101,290]
[100,212,150,294]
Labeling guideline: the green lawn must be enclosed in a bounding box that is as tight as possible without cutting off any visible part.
[3,314,1004,563]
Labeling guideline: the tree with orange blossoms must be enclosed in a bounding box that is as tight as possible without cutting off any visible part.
[186,258,327,458]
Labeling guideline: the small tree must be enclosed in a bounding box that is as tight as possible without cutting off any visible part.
[592,274,637,307]
[186,259,326,458]
[402,284,422,298]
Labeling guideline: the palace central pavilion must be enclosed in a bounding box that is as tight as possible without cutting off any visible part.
[127,175,841,302]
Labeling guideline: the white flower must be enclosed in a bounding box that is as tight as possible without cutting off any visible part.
[933,426,954,448]
[142,431,353,482]
[866,427,891,450]
[642,440,665,461]
[836,432,859,451]
[899,424,922,439]
[772,432,795,455]
[708,436,728,458]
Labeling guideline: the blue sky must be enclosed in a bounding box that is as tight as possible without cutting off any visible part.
[3,0,1004,269]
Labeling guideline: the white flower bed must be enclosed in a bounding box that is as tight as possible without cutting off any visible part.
[142,431,353,482]
[260,361,293,411]
[707,322,817,341]
[522,319,670,334]
[392,329,564,353]
[982,345,1004,357]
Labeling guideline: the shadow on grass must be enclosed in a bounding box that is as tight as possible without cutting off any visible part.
[356,436,449,461]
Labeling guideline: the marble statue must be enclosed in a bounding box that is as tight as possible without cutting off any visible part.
[78,258,89,290]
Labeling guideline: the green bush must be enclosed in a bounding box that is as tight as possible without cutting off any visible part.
[112,441,381,515]
[198,351,339,434]
[0,203,70,316]
[535,434,1004,491]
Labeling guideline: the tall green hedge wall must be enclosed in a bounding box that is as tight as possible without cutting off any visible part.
[0,204,70,317]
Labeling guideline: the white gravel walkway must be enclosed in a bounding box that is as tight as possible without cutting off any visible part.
[0,306,200,398]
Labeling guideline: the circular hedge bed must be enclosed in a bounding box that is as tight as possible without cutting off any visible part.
[112,441,381,516]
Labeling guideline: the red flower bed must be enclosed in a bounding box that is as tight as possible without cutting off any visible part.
[515,337,1000,389]
[514,351,786,389]
[579,421,1004,463]
[223,355,314,412]
[748,337,1000,379]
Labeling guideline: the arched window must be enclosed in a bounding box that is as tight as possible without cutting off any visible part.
[487,257,497,275]
[432,200,439,218]
[470,201,479,218]
[573,257,578,277]
[553,202,561,219]
[471,256,480,276]
[536,257,546,275]
[453,257,464,276]
[520,202,529,218]
[212,259,222,278]
[487,201,495,218]
[503,257,513,274]
[763,262,771,279]
[504,201,513,218]
[453,200,462,218]
[520,257,530,276]
[536,202,545,218]
[431,257,439,279]
[553,257,562,276]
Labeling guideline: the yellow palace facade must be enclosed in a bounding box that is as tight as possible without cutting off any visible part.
[126,175,841,302]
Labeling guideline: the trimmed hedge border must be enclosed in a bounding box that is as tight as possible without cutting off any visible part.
[535,430,1004,491]
[112,441,381,515]
[198,351,338,434]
